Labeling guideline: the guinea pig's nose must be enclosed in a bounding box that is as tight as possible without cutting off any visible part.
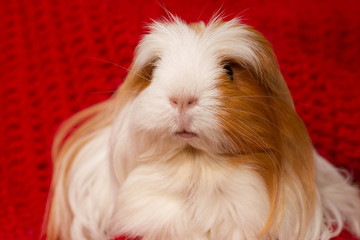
[170,96,198,110]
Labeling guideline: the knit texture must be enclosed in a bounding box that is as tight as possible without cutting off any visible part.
[0,0,359,239]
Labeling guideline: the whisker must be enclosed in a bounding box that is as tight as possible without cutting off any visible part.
[218,106,285,134]
[226,95,282,100]
[86,56,152,82]
[85,90,117,95]
[216,108,304,160]
[86,56,130,71]
[218,116,278,161]
[218,114,279,156]
[220,97,288,115]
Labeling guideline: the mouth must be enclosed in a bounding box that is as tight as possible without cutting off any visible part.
[176,131,197,139]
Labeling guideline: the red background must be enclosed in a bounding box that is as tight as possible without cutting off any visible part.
[1,0,359,239]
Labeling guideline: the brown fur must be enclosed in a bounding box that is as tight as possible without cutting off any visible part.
[215,26,315,238]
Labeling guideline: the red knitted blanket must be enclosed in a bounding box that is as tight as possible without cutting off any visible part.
[1,0,359,239]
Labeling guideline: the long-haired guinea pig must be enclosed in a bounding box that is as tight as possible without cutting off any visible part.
[43,16,360,240]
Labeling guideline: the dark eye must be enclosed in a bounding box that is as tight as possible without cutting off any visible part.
[223,64,234,81]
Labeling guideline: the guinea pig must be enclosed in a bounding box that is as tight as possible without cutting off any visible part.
[44,16,360,240]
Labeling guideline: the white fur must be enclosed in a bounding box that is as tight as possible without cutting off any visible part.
[66,130,113,240]
[61,18,360,240]
[110,153,269,240]
[315,153,360,237]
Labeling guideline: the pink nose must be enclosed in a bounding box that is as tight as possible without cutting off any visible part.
[170,96,198,110]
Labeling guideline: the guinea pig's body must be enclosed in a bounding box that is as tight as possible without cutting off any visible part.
[44,17,360,240]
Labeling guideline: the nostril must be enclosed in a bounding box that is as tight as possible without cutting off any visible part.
[187,98,198,107]
[170,98,178,108]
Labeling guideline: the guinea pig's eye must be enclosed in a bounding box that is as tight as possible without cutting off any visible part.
[223,64,234,81]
